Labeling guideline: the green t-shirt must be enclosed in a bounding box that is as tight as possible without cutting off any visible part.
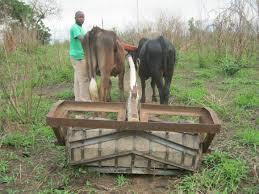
[69,24,85,60]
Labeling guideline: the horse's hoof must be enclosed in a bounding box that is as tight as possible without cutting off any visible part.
[120,95,125,102]
[106,98,111,102]
[152,96,157,102]
[140,98,145,103]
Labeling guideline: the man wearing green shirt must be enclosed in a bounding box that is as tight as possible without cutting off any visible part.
[69,11,90,102]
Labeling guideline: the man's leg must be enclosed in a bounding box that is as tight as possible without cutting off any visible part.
[76,59,91,101]
[70,58,80,101]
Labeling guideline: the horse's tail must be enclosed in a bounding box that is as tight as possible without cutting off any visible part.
[88,28,99,101]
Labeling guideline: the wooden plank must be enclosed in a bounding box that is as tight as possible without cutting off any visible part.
[127,55,139,122]
[67,127,201,172]
[86,166,185,176]
[48,118,220,133]
[70,150,195,171]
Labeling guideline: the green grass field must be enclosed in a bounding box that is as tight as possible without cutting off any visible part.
[0,43,258,193]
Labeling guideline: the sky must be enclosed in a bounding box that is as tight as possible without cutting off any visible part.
[43,0,229,41]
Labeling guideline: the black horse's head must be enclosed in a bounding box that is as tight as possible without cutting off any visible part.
[133,38,148,67]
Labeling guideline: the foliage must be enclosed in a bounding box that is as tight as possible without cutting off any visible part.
[1,131,35,148]
[172,85,207,105]
[0,0,33,25]
[1,95,53,125]
[191,79,204,87]
[220,55,242,76]
[115,174,128,187]
[178,151,248,193]
[0,160,16,184]
[38,189,70,194]
[0,44,71,127]
[85,180,97,194]
[0,151,19,161]
[0,0,59,44]
[235,128,259,149]
[234,91,259,109]
[0,174,16,184]
[0,126,55,148]
[0,160,8,174]
[56,90,74,100]
[0,24,258,192]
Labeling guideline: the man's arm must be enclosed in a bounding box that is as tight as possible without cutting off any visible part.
[71,26,87,46]
[76,35,84,44]
[77,32,89,51]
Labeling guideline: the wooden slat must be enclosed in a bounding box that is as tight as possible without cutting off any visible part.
[48,118,220,133]
[70,150,195,171]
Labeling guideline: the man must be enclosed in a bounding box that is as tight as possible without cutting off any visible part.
[69,11,90,102]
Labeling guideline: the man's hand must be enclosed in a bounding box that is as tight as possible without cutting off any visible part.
[76,35,84,44]
[76,35,87,51]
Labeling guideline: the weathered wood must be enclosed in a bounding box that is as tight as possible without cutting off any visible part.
[48,118,220,133]
[47,86,221,174]
[66,126,201,174]
[127,55,139,122]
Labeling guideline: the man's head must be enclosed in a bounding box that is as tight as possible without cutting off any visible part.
[75,11,85,26]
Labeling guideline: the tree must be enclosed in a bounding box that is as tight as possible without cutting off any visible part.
[0,0,59,44]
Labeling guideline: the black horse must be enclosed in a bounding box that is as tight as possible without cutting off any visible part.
[133,36,176,104]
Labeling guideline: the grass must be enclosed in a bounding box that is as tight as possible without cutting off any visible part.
[0,160,17,184]
[56,90,74,100]
[220,55,242,76]
[1,95,54,127]
[195,68,218,80]
[0,151,19,161]
[0,174,16,184]
[0,126,55,149]
[106,112,118,120]
[191,79,204,87]
[85,180,97,194]
[38,189,70,194]
[234,91,259,109]
[171,84,207,105]
[0,160,8,174]
[235,128,259,149]
[158,115,199,123]
[1,131,35,148]
[115,174,128,187]
[177,151,248,193]
[0,42,258,193]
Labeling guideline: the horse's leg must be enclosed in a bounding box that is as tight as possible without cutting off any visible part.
[100,74,110,102]
[154,74,164,104]
[151,78,157,102]
[140,77,146,103]
[163,73,173,104]
[118,69,125,102]
[107,79,112,102]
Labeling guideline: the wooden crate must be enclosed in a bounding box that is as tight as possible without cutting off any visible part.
[47,101,221,175]
[66,127,202,175]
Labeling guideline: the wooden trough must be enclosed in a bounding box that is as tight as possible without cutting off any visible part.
[46,55,221,175]
[47,101,220,175]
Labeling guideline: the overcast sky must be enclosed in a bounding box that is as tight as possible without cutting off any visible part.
[43,0,229,41]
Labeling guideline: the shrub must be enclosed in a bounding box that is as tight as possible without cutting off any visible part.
[220,55,241,76]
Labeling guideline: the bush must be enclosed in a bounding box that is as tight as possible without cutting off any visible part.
[220,55,241,76]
